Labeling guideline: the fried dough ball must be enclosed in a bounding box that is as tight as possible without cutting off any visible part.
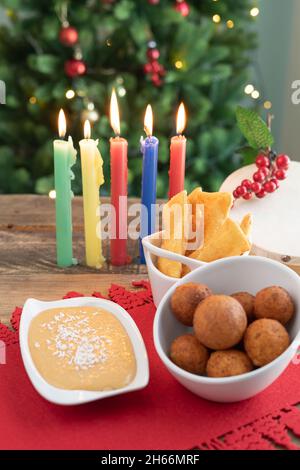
[254,286,295,325]
[244,319,290,367]
[170,334,209,375]
[193,295,247,350]
[170,283,212,326]
[231,292,255,323]
[206,350,253,378]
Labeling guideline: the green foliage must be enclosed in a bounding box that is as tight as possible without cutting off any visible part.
[236,106,274,151]
[0,0,256,196]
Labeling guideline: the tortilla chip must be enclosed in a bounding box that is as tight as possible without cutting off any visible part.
[181,264,191,277]
[240,213,253,238]
[188,218,251,263]
[157,191,188,278]
[188,188,233,247]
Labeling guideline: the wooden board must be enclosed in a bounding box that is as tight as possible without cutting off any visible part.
[0,195,151,325]
[0,273,146,326]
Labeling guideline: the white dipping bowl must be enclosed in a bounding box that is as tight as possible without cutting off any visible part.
[20,297,149,405]
[154,256,300,403]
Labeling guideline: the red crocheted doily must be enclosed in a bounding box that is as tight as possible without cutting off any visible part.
[0,281,299,451]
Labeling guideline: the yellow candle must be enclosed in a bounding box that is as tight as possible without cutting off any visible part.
[79,120,105,268]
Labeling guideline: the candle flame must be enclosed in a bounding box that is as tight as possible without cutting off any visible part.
[110,88,121,136]
[176,102,186,135]
[84,119,91,139]
[144,104,153,137]
[58,109,66,138]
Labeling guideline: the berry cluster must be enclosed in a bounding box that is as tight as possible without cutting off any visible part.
[233,153,290,201]
[143,41,166,87]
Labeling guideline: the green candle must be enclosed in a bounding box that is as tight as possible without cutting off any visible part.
[53,109,77,267]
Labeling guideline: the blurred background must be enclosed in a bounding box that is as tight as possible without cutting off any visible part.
[0,0,298,197]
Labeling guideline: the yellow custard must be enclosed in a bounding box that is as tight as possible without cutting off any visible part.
[28,306,137,391]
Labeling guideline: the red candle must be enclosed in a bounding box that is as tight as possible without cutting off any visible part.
[168,103,187,199]
[109,89,128,266]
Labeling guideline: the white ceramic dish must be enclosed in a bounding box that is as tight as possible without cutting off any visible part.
[20,297,149,406]
[154,256,300,403]
[142,231,249,307]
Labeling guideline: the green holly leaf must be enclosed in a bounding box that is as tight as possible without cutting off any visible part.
[236,106,274,150]
[238,146,259,165]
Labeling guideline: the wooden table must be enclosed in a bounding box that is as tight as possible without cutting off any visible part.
[0,195,149,325]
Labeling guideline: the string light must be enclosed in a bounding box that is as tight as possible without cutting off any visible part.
[49,189,56,199]
[251,90,260,99]
[264,101,272,110]
[29,96,37,104]
[244,84,255,95]
[65,89,75,99]
[226,20,234,29]
[118,87,126,97]
[212,14,221,23]
[175,60,183,69]
[87,102,95,110]
[106,39,112,47]
[250,7,260,17]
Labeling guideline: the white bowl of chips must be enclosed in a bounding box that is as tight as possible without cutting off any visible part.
[143,189,252,306]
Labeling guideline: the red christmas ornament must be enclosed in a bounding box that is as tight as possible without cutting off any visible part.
[151,73,162,87]
[64,58,86,77]
[174,0,190,17]
[147,48,160,61]
[144,41,166,86]
[59,26,78,46]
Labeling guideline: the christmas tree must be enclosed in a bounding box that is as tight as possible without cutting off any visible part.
[0,0,256,196]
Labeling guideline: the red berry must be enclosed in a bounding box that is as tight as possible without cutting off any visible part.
[251,182,262,193]
[253,170,265,183]
[243,192,253,200]
[147,48,160,61]
[270,178,279,189]
[256,154,270,168]
[256,189,266,199]
[276,154,290,170]
[263,181,277,193]
[275,169,287,180]
[241,179,252,190]
[233,189,240,199]
[236,185,247,197]
[261,167,270,178]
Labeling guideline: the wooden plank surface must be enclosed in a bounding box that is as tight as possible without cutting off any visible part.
[0,273,146,326]
[0,195,150,325]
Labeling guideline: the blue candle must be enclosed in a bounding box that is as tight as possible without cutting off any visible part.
[140,105,159,264]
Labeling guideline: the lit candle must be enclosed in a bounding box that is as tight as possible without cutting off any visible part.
[53,109,77,267]
[140,104,159,264]
[168,103,187,199]
[109,89,128,266]
[79,120,105,269]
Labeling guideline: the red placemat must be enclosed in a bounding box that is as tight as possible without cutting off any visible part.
[0,281,300,451]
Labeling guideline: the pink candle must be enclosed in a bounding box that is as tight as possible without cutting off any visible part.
[168,103,187,199]
[109,89,128,266]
